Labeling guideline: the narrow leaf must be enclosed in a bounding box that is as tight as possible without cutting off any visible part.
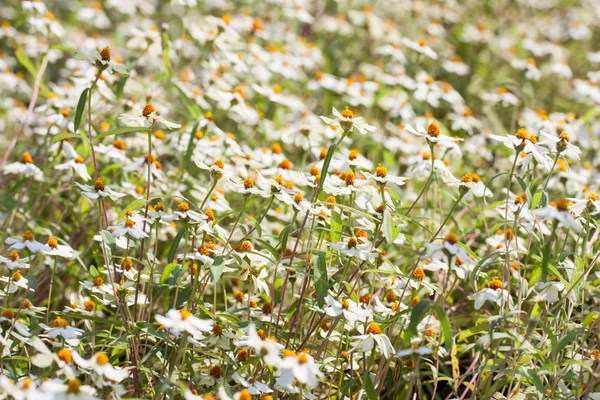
[314,252,329,308]
[93,127,150,142]
[168,228,186,263]
[74,88,89,133]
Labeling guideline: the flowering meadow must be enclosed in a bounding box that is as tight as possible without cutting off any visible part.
[2,0,600,399]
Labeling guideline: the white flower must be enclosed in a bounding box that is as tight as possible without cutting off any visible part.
[324,295,372,323]
[534,281,565,303]
[40,317,85,345]
[481,87,519,106]
[362,165,407,187]
[155,308,213,337]
[107,217,149,239]
[471,278,512,310]
[277,351,323,389]
[532,198,582,233]
[234,324,284,367]
[43,236,75,258]
[76,46,128,74]
[5,231,52,253]
[75,178,127,201]
[55,154,92,181]
[3,152,44,180]
[320,107,376,135]
[442,56,470,75]
[350,321,394,359]
[30,337,75,378]
[1,269,30,294]
[0,251,31,270]
[72,351,129,382]
[405,121,462,145]
[330,237,377,260]
[118,103,181,129]
[538,130,581,160]
[402,37,438,59]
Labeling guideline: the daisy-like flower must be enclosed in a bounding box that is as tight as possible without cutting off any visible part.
[402,37,438,59]
[324,295,372,323]
[155,308,214,337]
[350,321,394,359]
[568,193,600,216]
[55,154,92,181]
[534,280,565,303]
[442,56,470,76]
[2,269,30,293]
[471,277,512,310]
[3,152,44,181]
[39,378,99,400]
[72,351,129,382]
[76,46,128,74]
[277,350,323,389]
[118,103,182,129]
[362,164,408,187]
[43,236,75,258]
[425,232,469,259]
[75,178,127,201]
[0,251,31,270]
[490,128,552,170]
[330,237,377,260]
[40,316,85,345]
[532,198,582,232]
[161,202,211,226]
[5,230,52,253]
[538,131,581,160]
[481,87,519,107]
[320,107,376,135]
[106,217,148,239]
[0,308,31,337]
[234,324,284,367]
[511,57,541,81]
[405,120,462,145]
[30,337,75,378]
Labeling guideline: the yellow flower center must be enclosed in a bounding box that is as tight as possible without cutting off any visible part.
[96,352,109,365]
[93,177,105,191]
[142,103,156,117]
[67,379,81,394]
[22,230,34,241]
[58,349,72,364]
[94,276,104,287]
[376,164,387,178]
[559,132,570,142]
[489,277,503,290]
[47,237,58,248]
[177,202,190,212]
[293,192,304,204]
[366,322,381,335]
[341,106,353,119]
[99,46,111,61]
[347,237,358,248]
[427,120,440,137]
[515,128,529,141]
[2,309,15,319]
[412,267,425,281]
[53,317,68,328]
[11,270,22,282]
[244,177,254,189]
[8,251,19,261]
[125,218,135,228]
[555,198,570,211]
[180,309,192,320]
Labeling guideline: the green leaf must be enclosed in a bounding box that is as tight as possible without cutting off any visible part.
[99,230,117,255]
[382,210,399,244]
[516,176,532,207]
[330,211,342,243]
[89,265,99,277]
[52,133,82,144]
[364,375,378,400]
[175,286,193,308]
[162,31,172,76]
[405,300,432,345]
[160,263,179,284]
[16,47,36,77]
[313,252,329,308]
[74,88,89,133]
[210,255,225,284]
[279,225,290,251]
[317,143,337,194]
[93,127,150,142]
[551,328,583,357]
[183,120,199,172]
[432,303,453,351]
[168,228,186,263]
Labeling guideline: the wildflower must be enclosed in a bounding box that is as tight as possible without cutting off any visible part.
[320,107,376,135]
[405,120,463,145]
[155,308,214,337]
[3,152,44,180]
[39,317,85,345]
[0,251,31,270]
[76,46,128,73]
[277,351,323,389]
[118,103,182,129]
[470,277,512,310]
[55,154,92,181]
[402,37,438,59]
[72,351,129,382]
[324,295,372,323]
[362,164,408,186]
[532,198,582,232]
[5,230,52,253]
[74,178,127,201]
[350,321,394,358]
